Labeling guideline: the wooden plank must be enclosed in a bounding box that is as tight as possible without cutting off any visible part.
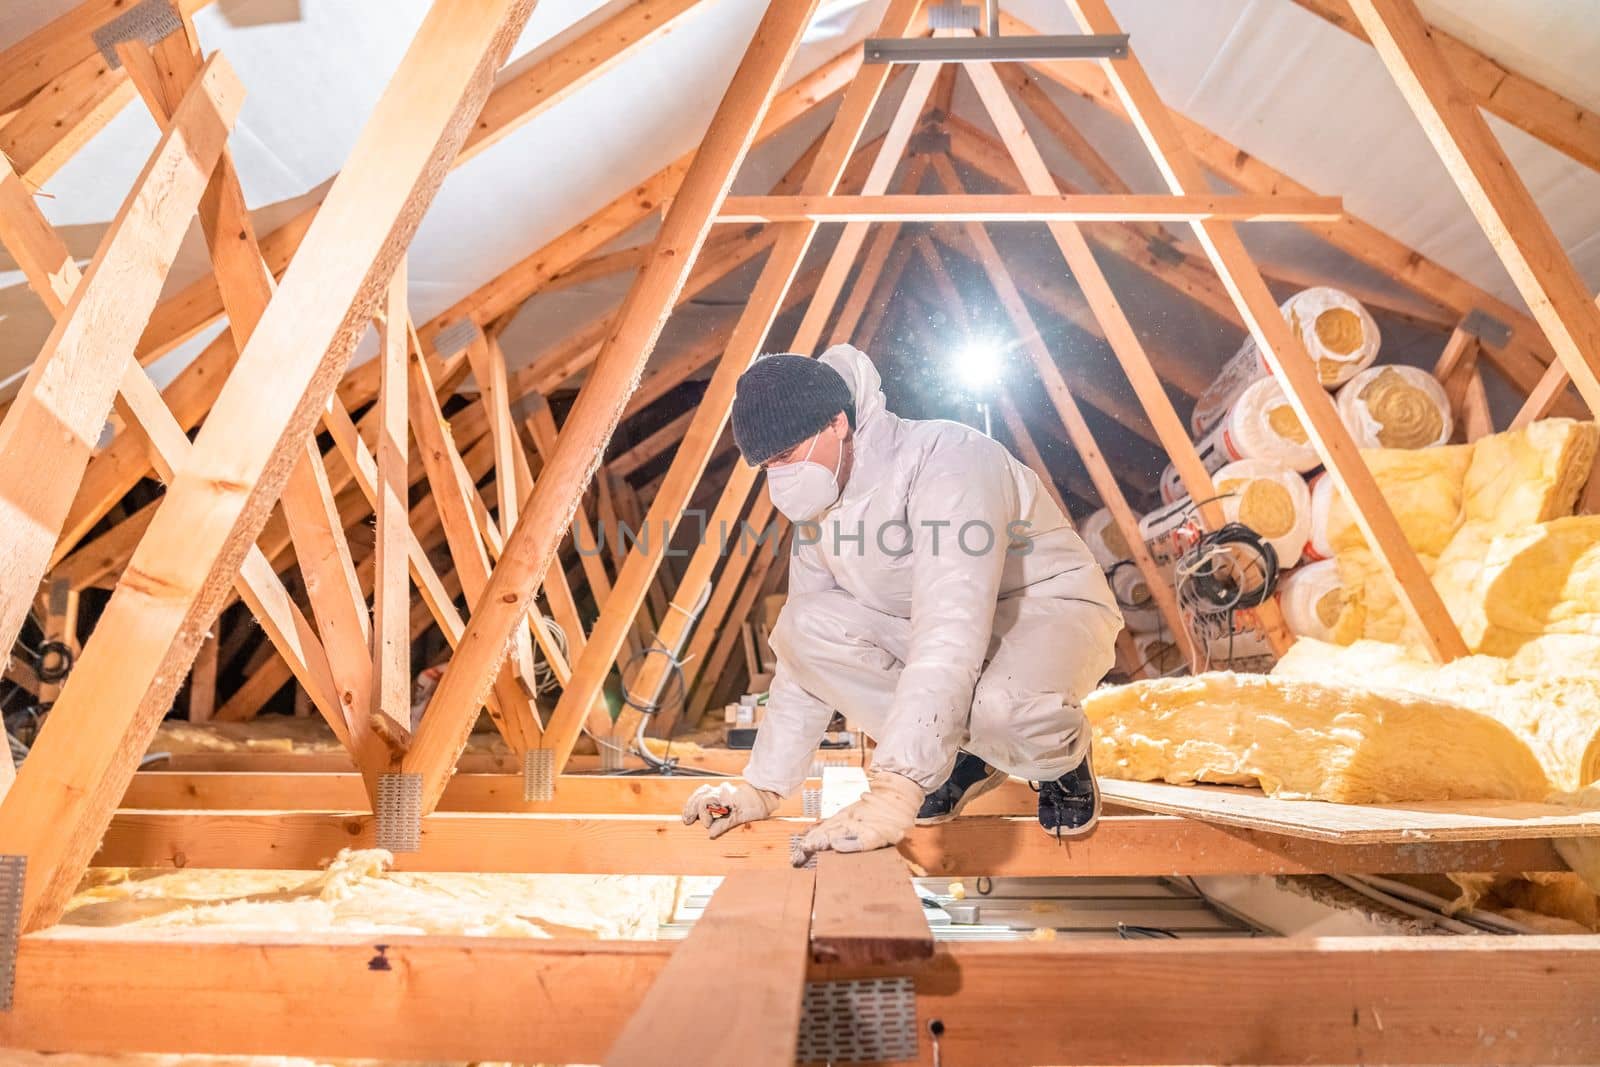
[187,632,218,722]
[405,0,826,811]
[0,0,541,933]
[1063,0,1469,662]
[810,848,932,967]
[0,54,241,664]
[1291,0,1600,176]
[605,870,815,1067]
[0,157,82,314]
[0,53,133,189]
[1101,779,1600,844]
[5,934,1599,1067]
[1344,0,1600,420]
[686,521,784,724]
[93,811,1565,877]
[0,0,211,114]
[371,265,413,739]
[717,192,1343,223]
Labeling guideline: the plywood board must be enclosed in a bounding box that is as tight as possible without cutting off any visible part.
[1100,779,1600,843]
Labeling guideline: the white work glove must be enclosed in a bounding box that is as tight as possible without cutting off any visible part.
[682,781,782,840]
[792,770,923,866]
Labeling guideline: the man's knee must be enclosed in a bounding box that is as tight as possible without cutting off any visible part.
[770,589,866,662]
[967,680,1087,777]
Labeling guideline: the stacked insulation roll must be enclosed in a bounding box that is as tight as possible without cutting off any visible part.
[1302,473,1337,562]
[1081,507,1134,572]
[1139,497,1199,572]
[1335,364,1453,449]
[1160,376,1323,502]
[1107,561,1162,632]
[1277,559,1345,642]
[1211,459,1312,568]
[1190,287,1382,435]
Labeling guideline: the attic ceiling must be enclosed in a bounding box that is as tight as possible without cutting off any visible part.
[2,0,1598,504]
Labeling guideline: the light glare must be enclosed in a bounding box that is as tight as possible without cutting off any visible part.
[953,340,1003,392]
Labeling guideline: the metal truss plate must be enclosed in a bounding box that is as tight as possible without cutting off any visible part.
[1461,308,1513,349]
[93,0,182,66]
[433,317,482,358]
[599,741,625,772]
[929,3,980,29]
[802,787,822,819]
[789,834,818,871]
[375,772,422,853]
[796,978,918,1064]
[0,855,23,1011]
[523,748,554,802]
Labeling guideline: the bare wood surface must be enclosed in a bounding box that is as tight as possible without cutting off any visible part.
[810,848,932,966]
[606,870,815,1067]
[717,192,1343,223]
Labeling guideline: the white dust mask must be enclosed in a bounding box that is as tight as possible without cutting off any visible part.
[767,430,843,522]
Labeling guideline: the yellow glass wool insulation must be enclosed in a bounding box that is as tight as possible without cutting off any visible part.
[1083,673,1550,803]
[1466,515,1600,664]
[148,719,513,757]
[1317,419,1598,648]
[1272,638,1600,792]
[1335,365,1451,449]
[64,848,679,940]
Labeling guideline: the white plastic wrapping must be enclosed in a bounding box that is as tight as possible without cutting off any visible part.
[1107,562,1162,632]
[1212,458,1312,568]
[1303,473,1337,562]
[1335,364,1453,449]
[1081,507,1134,571]
[1192,375,1325,475]
[1277,559,1346,642]
[1131,631,1185,675]
[1139,497,1201,571]
[1191,287,1382,435]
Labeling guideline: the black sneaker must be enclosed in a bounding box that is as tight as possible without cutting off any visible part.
[916,751,1006,825]
[1035,746,1100,838]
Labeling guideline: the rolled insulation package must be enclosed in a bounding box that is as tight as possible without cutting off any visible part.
[1158,462,1184,505]
[1213,458,1312,567]
[1277,559,1346,642]
[1107,561,1162,632]
[1191,287,1382,436]
[1081,507,1134,572]
[1187,375,1324,480]
[1303,473,1336,561]
[1132,631,1186,675]
[1336,364,1453,449]
[1139,497,1200,570]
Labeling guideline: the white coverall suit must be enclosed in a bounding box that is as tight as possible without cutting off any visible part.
[743,346,1123,799]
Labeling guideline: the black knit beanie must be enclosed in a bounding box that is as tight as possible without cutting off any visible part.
[731,353,855,465]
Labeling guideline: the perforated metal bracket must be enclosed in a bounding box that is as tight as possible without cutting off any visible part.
[929,4,981,30]
[1146,236,1187,267]
[802,787,822,819]
[789,834,818,871]
[522,748,554,802]
[796,978,918,1064]
[1461,308,1513,350]
[375,773,422,853]
[433,318,483,359]
[599,741,626,772]
[93,0,182,67]
[0,855,25,1011]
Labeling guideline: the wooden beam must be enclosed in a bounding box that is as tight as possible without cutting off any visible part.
[0,0,541,932]
[1291,0,1600,175]
[1344,0,1600,421]
[1062,0,1469,662]
[0,55,241,665]
[405,0,827,810]
[0,156,82,314]
[810,848,933,966]
[4,933,1594,1066]
[0,0,211,114]
[717,192,1343,224]
[685,519,784,724]
[371,266,412,741]
[605,870,814,1067]
[0,53,133,189]
[93,811,1565,877]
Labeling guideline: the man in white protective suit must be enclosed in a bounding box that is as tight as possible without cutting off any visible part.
[681,345,1122,863]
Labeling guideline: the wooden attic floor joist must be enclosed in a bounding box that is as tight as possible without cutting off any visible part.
[3,930,1593,1065]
